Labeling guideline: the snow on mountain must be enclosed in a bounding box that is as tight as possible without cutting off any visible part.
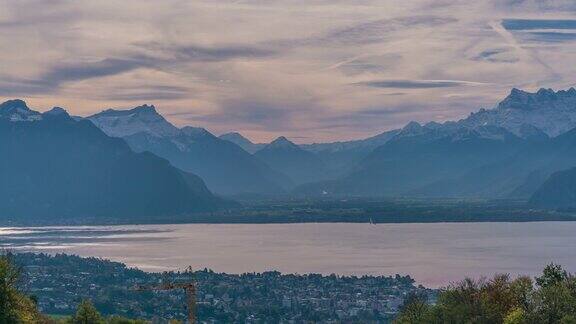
[460,88,576,137]
[392,119,518,143]
[181,126,214,139]
[389,88,576,142]
[397,121,426,137]
[301,129,401,154]
[87,104,291,195]
[88,104,180,138]
[0,99,42,122]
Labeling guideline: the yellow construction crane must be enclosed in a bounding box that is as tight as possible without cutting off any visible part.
[133,279,196,324]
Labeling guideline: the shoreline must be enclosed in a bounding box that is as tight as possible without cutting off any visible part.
[2,198,574,227]
[2,215,576,227]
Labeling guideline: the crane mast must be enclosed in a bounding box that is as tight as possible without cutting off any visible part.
[133,280,196,324]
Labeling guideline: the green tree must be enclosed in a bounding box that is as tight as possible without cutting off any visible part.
[561,315,576,324]
[396,264,576,324]
[527,279,576,323]
[394,292,431,323]
[0,253,44,323]
[70,300,105,324]
[536,264,568,288]
[503,308,526,324]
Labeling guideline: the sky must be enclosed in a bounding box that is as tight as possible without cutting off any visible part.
[2,0,576,143]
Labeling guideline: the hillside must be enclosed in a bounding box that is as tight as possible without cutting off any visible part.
[0,100,226,220]
[255,137,328,186]
[530,167,576,209]
[88,106,290,196]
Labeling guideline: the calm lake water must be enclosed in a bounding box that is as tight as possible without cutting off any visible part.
[1,222,575,287]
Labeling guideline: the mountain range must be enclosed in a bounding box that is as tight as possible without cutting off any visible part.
[0,100,226,220]
[88,106,290,196]
[219,132,265,154]
[4,86,576,215]
[294,88,576,205]
[86,87,576,209]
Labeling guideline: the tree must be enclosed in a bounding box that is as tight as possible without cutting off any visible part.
[69,300,105,324]
[562,315,576,324]
[536,264,568,288]
[394,292,431,323]
[395,264,576,324]
[503,308,525,324]
[0,253,44,323]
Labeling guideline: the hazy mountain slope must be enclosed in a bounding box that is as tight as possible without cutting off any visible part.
[88,106,290,195]
[350,124,576,199]
[255,137,328,186]
[429,126,576,199]
[300,129,401,176]
[297,87,576,198]
[219,132,265,154]
[0,100,224,219]
[412,88,576,198]
[530,167,576,209]
[332,124,525,196]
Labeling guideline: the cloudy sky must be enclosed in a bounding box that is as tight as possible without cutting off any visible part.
[2,0,576,143]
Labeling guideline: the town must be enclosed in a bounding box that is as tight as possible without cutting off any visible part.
[14,253,436,323]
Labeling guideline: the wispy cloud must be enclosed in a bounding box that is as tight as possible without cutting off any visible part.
[97,85,192,101]
[2,0,576,142]
[501,18,576,44]
[472,48,519,63]
[267,15,457,48]
[355,80,488,89]
[174,45,277,61]
[42,57,151,85]
[522,31,576,43]
[502,19,576,30]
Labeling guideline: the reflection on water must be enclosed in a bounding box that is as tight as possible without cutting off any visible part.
[1,222,575,287]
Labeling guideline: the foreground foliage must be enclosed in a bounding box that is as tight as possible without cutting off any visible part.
[0,253,147,324]
[395,263,576,324]
[0,253,46,323]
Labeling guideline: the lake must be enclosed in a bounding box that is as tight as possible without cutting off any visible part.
[1,222,575,288]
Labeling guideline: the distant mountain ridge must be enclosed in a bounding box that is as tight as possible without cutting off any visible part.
[298,123,526,196]
[219,132,265,154]
[8,86,576,207]
[295,88,576,199]
[0,99,42,121]
[458,87,576,137]
[0,100,226,220]
[88,106,290,195]
[255,137,328,185]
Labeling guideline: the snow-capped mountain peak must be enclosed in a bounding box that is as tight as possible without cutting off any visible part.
[0,99,42,122]
[87,104,179,138]
[397,121,427,137]
[461,87,576,137]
